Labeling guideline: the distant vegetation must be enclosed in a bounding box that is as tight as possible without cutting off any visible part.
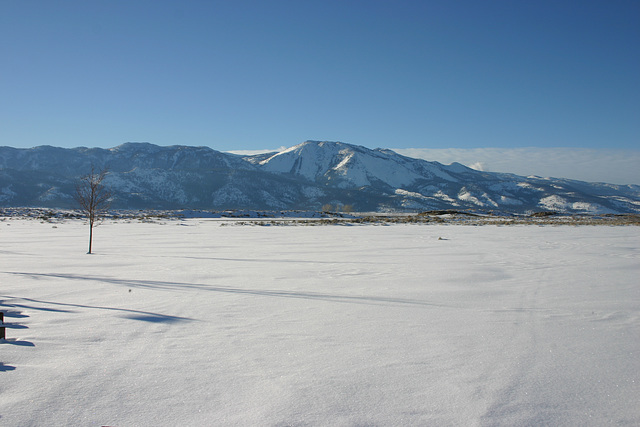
[2,208,639,226]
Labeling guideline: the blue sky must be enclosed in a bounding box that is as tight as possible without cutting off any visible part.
[1,0,639,182]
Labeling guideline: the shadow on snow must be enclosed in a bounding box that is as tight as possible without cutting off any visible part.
[1,292,195,324]
[0,301,34,348]
[5,271,451,308]
[0,362,17,371]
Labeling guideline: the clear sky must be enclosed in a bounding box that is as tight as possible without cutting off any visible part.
[1,1,639,182]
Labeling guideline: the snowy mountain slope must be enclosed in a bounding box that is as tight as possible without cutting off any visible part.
[1,141,639,213]
[0,143,253,173]
[258,141,461,188]
[252,141,640,213]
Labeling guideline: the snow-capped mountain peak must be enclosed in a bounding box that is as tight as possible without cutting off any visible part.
[258,140,458,188]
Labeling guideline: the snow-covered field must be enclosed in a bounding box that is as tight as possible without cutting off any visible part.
[1,219,639,426]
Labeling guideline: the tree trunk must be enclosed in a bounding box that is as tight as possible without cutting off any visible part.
[88,220,93,254]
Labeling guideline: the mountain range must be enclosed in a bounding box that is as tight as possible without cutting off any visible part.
[1,140,639,214]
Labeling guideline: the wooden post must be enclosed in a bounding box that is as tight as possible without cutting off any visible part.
[0,312,5,340]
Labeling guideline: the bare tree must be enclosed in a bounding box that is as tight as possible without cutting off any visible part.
[75,166,111,254]
[341,204,354,214]
[321,203,334,213]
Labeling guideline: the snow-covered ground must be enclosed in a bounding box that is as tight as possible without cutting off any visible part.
[1,219,639,426]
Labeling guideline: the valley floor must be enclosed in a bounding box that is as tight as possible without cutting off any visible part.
[1,219,639,426]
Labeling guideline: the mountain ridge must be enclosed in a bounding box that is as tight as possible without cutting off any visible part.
[1,141,639,214]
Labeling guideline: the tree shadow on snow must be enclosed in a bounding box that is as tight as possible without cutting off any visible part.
[2,297,72,314]
[187,255,385,265]
[1,338,35,347]
[6,271,451,309]
[0,308,29,318]
[0,362,16,371]
[2,291,195,324]
[0,301,35,348]
[139,253,386,265]
[1,323,28,329]
[122,314,189,323]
